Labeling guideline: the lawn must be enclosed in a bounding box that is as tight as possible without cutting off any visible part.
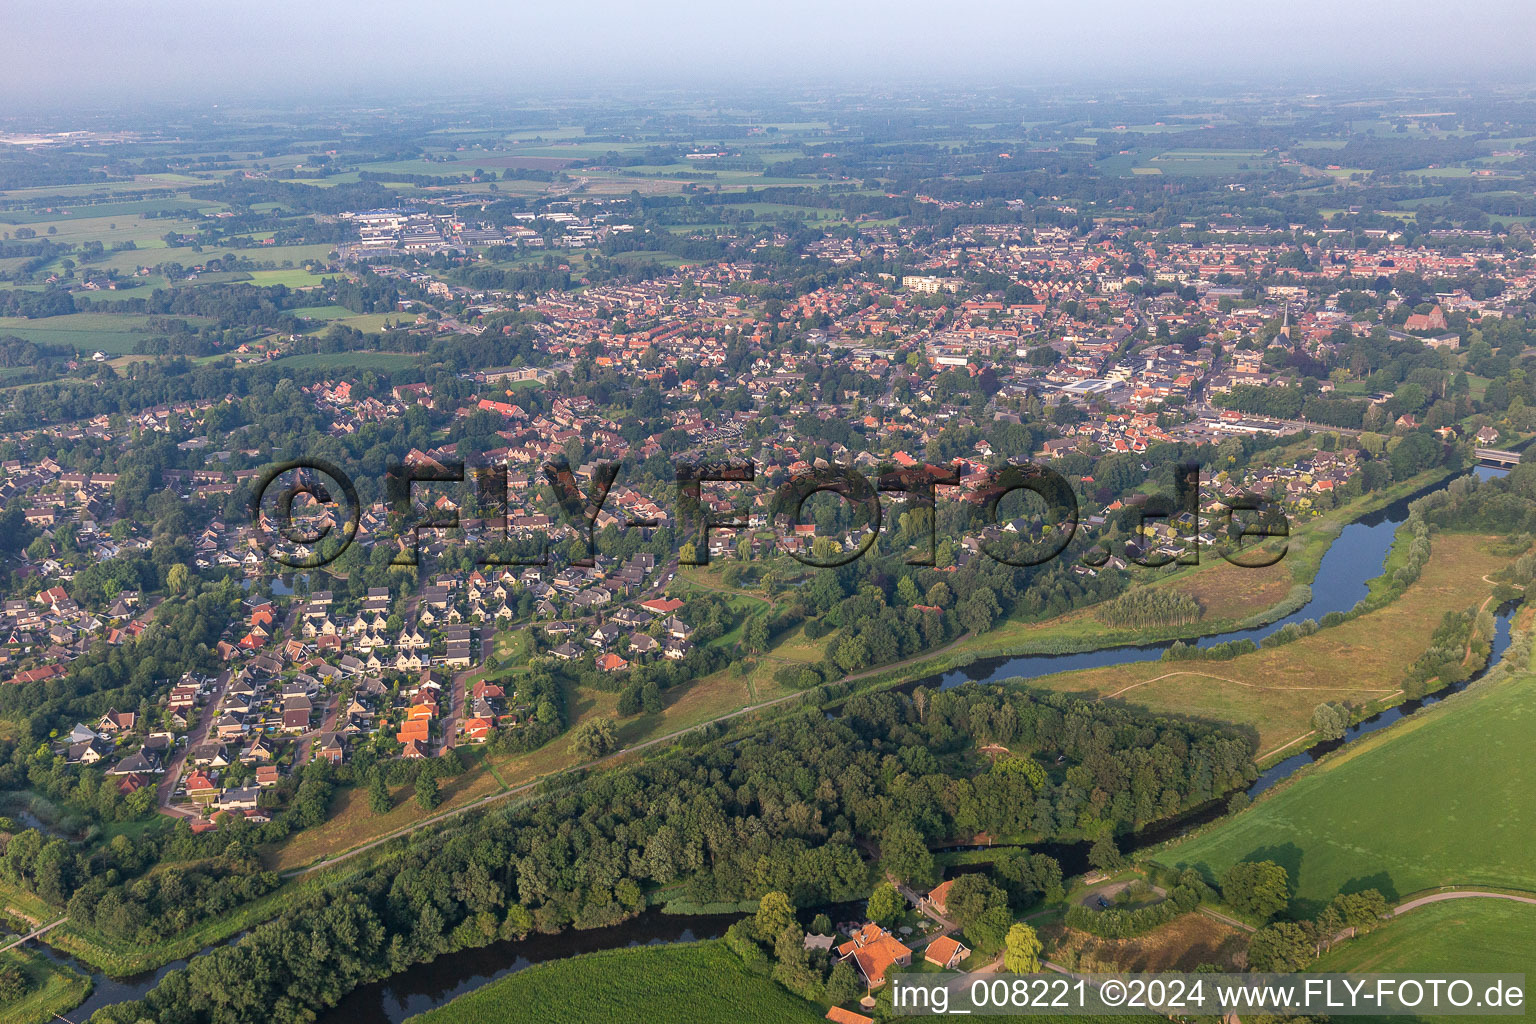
[405,941,825,1024]
[0,947,90,1024]
[1009,532,1509,756]
[1159,655,1536,916]
[1314,899,1536,1024]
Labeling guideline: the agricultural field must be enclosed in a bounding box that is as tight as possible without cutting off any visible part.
[405,941,825,1024]
[1160,656,1536,915]
[1314,899,1536,1024]
[0,312,159,354]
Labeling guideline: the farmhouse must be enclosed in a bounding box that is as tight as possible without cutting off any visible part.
[836,923,912,989]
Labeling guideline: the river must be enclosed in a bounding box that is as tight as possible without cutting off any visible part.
[48,466,1519,1023]
[923,470,1489,690]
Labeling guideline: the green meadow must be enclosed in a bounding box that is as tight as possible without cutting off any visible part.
[0,313,150,354]
[1315,899,1536,1024]
[406,942,823,1024]
[1160,669,1536,915]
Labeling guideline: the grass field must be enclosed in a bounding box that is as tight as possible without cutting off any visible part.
[243,268,327,289]
[265,753,506,870]
[1314,900,1536,1024]
[1010,532,1509,756]
[0,313,149,354]
[1159,650,1536,915]
[0,947,90,1024]
[406,941,824,1024]
[289,304,356,321]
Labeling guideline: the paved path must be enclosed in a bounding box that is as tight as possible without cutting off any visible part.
[294,692,339,768]
[1392,889,1536,915]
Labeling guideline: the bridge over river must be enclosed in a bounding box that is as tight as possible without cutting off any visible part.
[1476,447,1523,466]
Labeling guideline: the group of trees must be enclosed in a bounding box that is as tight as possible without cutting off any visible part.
[1247,887,1390,972]
[724,890,860,1006]
[65,850,280,944]
[1096,588,1202,629]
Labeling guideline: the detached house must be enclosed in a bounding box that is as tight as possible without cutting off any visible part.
[836,924,912,989]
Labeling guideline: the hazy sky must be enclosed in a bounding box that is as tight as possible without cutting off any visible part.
[7,0,1536,107]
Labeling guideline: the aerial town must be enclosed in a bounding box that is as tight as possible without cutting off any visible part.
[0,67,1532,1024]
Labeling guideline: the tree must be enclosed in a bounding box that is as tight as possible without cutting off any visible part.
[1003,922,1043,973]
[1311,702,1350,741]
[744,615,769,654]
[826,961,862,1006]
[880,822,936,887]
[1324,889,1387,930]
[570,717,618,758]
[0,962,28,1003]
[617,685,641,716]
[166,563,190,595]
[755,890,797,939]
[868,881,906,927]
[811,912,832,935]
[368,772,391,815]
[1222,861,1290,920]
[1247,921,1313,971]
[966,905,1013,954]
[958,588,1001,633]
[945,874,1006,929]
[414,773,440,811]
[1088,836,1124,873]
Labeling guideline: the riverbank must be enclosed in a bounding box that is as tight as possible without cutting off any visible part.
[982,531,1512,754]
[0,946,90,1024]
[932,464,1464,665]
